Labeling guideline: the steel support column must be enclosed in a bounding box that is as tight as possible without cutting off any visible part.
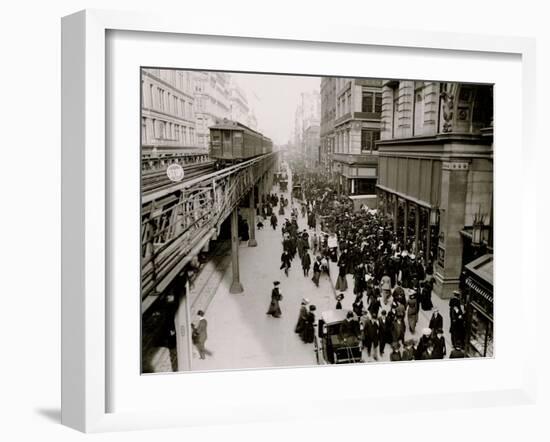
[230,208,244,294]
[175,279,192,371]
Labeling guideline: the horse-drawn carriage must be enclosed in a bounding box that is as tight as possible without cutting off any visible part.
[314,310,363,364]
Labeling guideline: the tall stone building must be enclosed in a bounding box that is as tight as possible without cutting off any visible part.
[376,80,493,298]
[193,72,232,149]
[293,90,321,162]
[229,83,250,125]
[327,78,382,200]
[141,69,197,153]
[320,77,336,174]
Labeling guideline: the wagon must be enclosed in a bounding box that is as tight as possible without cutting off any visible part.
[314,309,363,364]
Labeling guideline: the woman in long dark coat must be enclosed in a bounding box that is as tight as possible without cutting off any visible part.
[335,263,348,291]
[266,282,282,318]
[419,282,434,311]
[301,251,312,277]
[295,299,309,334]
[301,305,317,343]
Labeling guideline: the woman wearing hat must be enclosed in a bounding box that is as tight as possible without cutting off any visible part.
[294,298,309,334]
[406,291,419,333]
[300,305,317,344]
[335,293,344,310]
[415,328,432,359]
[266,281,283,318]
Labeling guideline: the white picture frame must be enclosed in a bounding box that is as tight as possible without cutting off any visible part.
[61,9,537,433]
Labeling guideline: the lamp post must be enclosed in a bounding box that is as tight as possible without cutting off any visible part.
[471,207,487,258]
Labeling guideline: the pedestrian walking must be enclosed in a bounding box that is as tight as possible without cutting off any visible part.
[429,309,444,331]
[312,256,322,287]
[391,317,406,347]
[363,313,380,360]
[378,310,392,357]
[335,293,344,310]
[280,250,291,277]
[335,262,348,291]
[450,305,465,348]
[266,281,283,318]
[191,310,212,360]
[300,305,317,343]
[432,328,446,359]
[270,213,278,230]
[419,281,434,311]
[352,294,364,318]
[401,339,416,361]
[294,298,309,334]
[406,292,419,333]
[380,272,392,304]
[390,342,402,361]
[301,251,312,277]
[415,328,432,359]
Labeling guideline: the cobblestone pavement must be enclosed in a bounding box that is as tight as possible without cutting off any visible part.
[192,167,453,371]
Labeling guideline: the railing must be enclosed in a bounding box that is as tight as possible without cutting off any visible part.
[141,152,210,172]
[141,152,278,299]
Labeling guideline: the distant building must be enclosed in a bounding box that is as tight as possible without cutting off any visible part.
[230,84,250,125]
[328,78,382,197]
[376,80,493,298]
[293,90,321,159]
[320,77,337,174]
[304,124,321,167]
[141,69,197,153]
[193,72,231,149]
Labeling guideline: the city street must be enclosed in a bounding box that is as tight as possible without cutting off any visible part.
[192,171,452,372]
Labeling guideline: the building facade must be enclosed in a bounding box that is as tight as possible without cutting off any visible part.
[230,84,250,125]
[376,80,493,298]
[320,77,336,174]
[327,78,382,199]
[304,124,321,167]
[293,90,321,160]
[141,69,197,152]
[193,72,232,149]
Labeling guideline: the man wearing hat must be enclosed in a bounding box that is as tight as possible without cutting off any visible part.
[363,312,380,361]
[390,342,402,362]
[378,310,392,357]
[402,339,416,361]
[432,328,446,359]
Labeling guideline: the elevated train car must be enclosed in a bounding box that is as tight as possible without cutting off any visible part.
[209,119,273,166]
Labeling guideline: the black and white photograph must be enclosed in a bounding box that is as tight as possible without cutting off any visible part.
[140,69,494,373]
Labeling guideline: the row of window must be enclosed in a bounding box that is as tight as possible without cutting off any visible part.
[141,117,196,145]
[362,91,382,114]
[144,70,193,94]
[332,128,380,154]
[142,81,195,120]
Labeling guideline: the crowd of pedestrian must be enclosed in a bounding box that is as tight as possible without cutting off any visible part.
[272,165,468,362]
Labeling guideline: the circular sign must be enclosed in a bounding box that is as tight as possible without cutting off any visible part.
[166,164,185,182]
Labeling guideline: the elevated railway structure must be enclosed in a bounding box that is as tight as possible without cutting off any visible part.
[141,151,279,370]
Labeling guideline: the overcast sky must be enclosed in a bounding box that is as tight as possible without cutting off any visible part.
[232,73,321,145]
